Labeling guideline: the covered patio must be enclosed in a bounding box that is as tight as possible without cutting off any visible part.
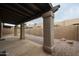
[0,3,60,55]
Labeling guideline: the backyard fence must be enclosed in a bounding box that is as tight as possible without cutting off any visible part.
[25,25,79,41]
[54,25,78,40]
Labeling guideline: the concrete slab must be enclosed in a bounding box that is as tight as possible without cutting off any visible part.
[0,35,50,56]
[0,34,79,56]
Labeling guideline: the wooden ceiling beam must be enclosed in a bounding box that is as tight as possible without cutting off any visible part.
[1,4,30,17]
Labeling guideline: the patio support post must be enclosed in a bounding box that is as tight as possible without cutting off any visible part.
[20,23,25,40]
[42,10,54,54]
[0,22,3,39]
[14,25,18,36]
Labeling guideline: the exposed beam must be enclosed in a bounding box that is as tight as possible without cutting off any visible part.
[31,4,42,12]
[24,4,41,12]
[0,5,25,18]
[8,3,32,17]
[15,4,35,15]
[1,4,30,17]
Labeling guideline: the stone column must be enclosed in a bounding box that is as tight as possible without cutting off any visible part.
[0,22,3,39]
[14,25,18,36]
[20,23,25,39]
[42,11,54,54]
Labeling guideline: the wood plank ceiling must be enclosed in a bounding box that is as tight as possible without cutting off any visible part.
[0,3,53,25]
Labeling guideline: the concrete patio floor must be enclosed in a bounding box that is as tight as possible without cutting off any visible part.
[0,34,79,56]
[0,35,50,56]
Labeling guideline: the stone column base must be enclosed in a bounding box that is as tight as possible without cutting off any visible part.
[43,45,55,54]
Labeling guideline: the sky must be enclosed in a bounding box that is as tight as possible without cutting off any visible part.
[4,3,79,26]
[54,3,79,22]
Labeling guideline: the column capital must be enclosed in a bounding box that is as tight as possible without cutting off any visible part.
[42,10,54,18]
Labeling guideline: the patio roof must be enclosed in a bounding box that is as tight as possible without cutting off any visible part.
[0,3,54,25]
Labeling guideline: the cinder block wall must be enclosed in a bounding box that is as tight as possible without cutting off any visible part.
[5,24,78,41]
[2,27,14,36]
[25,25,78,41]
[54,25,77,40]
[25,26,43,37]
